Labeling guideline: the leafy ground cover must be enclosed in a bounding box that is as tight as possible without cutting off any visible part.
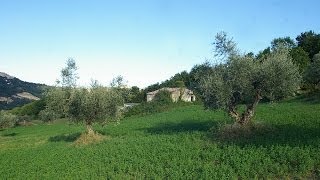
[0,97,320,179]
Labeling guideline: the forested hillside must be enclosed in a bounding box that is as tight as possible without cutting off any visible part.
[0,72,47,110]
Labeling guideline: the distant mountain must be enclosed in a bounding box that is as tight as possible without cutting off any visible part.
[0,72,48,110]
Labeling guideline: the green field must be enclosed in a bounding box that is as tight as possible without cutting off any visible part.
[1,97,320,179]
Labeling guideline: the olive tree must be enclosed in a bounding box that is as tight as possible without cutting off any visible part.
[44,59,123,135]
[200,32,301,126]
[66,86,123,134]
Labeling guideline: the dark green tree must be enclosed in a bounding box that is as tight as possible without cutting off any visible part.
[290,47,310,73]
[128,86,144,103]
[271,37,296,51]
[304,52,320,90]
[296,31,320,60]
[189,61,212,99]
[256,47,271,61]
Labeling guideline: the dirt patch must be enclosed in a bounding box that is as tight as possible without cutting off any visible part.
[74,132,109,146]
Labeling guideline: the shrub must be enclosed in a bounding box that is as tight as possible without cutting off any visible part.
[10,99,46,119]
[0,111,17,129]
[153,90,173,105]
[39,109,59,122]
[16,115,32,126]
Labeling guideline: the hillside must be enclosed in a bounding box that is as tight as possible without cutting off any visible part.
[0,72,47,110]
[0,98,319,179]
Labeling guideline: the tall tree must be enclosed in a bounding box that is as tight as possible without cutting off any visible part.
[290,47,310,73]
[256,47,271,61]
[296,31,320,60]
[271,37,296,51]
[189,61,212,99]
[304,52,320,90]
[129,86,144,103]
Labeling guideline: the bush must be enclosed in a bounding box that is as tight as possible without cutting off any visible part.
[123,90,175,117]
[16,115,32,126]
[39,109,58,122]
[0,111,17,129]
[10,99,46,118]
[153,90,173,105]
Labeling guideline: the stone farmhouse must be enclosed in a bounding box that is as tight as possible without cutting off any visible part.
[147,87,196,102]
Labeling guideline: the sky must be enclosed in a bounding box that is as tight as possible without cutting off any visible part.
[1,0,319,88]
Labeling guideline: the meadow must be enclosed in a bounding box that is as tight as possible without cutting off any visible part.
[0,96,320,179]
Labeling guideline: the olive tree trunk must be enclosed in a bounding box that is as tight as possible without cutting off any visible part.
[228,90,262,126]
[85,121,95,135]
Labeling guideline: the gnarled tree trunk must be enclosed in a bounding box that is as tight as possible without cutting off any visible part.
[228,105,240,123]
[228,90,262,126]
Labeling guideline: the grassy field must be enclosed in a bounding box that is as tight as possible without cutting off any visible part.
[1,97,320,179]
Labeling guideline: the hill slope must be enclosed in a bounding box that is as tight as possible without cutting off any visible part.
[0,72,47,110]
[0,98,319,179]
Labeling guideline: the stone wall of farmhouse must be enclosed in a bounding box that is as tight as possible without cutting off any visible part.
[147,88,195,103]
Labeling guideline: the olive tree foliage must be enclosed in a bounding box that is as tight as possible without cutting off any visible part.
[212,31,238,62]
[110,75,127,88]
[57,58,79,88]
[43,59,124,134]
[44,88,67,118]
[200,32,301,125]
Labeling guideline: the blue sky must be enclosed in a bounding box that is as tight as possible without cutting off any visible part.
[1,0,319,88]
